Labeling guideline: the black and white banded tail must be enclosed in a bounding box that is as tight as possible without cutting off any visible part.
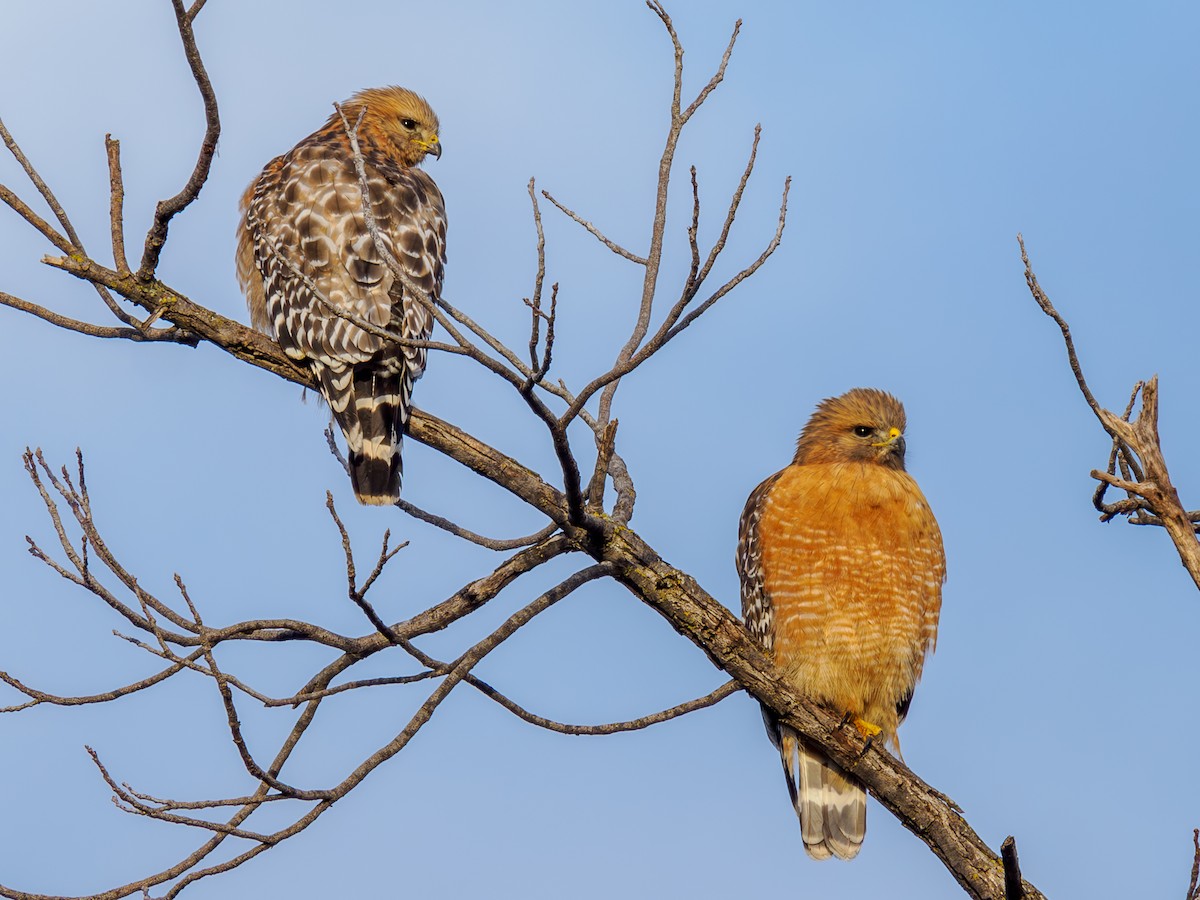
[316,360,412,506]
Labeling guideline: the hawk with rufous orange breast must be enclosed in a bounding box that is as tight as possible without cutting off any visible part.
[736,387,945,860]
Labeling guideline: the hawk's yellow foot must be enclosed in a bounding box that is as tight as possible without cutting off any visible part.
[852,717,882,740]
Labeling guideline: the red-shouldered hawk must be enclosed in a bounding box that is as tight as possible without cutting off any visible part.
[236,86,447,505]
[737,388,945,860]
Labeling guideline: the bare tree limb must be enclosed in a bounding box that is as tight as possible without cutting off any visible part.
[594,6,743,431]
[1019,234,1107,428]
[468,676,739,736]
[1,120,159,331]
[540,190,647,264]
[137,0,219,278]
[0,291,192,343]
[105,135,130,275]
[0,117,84,249]
[560,174,791,429]
[1021,236,1200,590]
[0,660,197,713]
[0,182,74,254]
[396,497,558,550]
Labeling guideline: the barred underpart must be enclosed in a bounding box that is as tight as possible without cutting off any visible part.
[736,388,946,861]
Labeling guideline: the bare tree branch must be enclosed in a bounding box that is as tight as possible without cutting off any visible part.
[137,0,219,278]
[540,190,647,264]
[560,174,791,430]
[0,291,192,343]
[594,6,743,431]
[0,660,197,713]
[1021,236,1200,591]
[1,120,163,332]
[0,182,73,254]
[397,497,558,550]
[1018,234,1107,428]
[105,135,130,275]
[0,117,84,250]
[469,676,739,736]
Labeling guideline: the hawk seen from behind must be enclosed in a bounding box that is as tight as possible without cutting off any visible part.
[736,388,945,860]
[237,86,447,505]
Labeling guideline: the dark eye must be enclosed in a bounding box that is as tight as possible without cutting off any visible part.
[400,118,417,130]
[852,425,873,438]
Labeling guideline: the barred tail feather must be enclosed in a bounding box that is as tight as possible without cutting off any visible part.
[348,367,406,505]
[317,363,407,506]
[778,723,866,861]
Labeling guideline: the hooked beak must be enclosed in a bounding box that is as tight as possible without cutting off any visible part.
[872,427,905,460]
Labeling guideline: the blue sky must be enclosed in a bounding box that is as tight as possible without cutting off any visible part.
[1,1,1197,897]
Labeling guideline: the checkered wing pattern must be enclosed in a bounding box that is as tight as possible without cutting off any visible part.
[237,87,446,505]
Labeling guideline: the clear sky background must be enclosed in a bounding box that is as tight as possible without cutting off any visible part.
[1,1,1197,897]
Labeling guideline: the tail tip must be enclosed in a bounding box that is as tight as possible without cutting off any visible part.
[353,489,400,507]
[348,452,401,507]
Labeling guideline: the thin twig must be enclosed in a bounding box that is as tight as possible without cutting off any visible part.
[106,134,130,275]
[526,177,550,375]
[587,419,619,509]
[138,0,220,278]
[468,677,739,736]
[541,190,647,264]
[326,492,401,645]
[0,659,196,713]
[561,175,790,430]
[0,182,73,253]
[689,125,761,303]
[0,290,192,342]
[396,497,558,550]
[1,118,143,328]
[1094,381,1147,521]
[1018,234,1107,429]
[89,746,277,843]
[594,8,742,431]
[522,283,557,392]
[0,116,84,248]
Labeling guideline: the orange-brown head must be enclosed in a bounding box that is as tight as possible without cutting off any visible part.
[792,387,908,469]
[331,86,442,166]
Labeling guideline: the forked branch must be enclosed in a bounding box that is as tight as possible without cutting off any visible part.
[137,0,220,278]
[1020,235,1200,590]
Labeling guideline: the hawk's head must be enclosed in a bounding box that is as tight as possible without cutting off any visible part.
[793,387,908,469]
[341,86,441,166]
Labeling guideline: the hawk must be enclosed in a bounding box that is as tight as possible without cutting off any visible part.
[736,388,945,860]
[236,86,447,505]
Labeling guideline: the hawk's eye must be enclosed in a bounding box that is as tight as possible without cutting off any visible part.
[400,118,417,130]
[852,425,873,438]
